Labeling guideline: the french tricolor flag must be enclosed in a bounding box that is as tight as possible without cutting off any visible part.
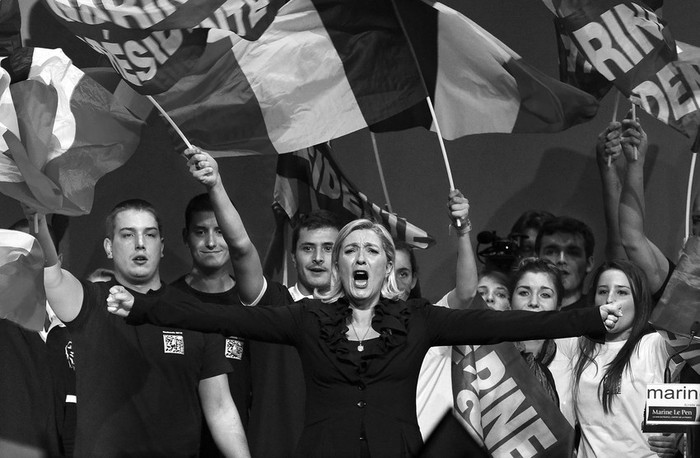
[0,229,46,332]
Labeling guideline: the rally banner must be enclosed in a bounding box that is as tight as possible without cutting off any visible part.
[0,47,143,215]
[273,143,436,249]
[554,17,613,100]
[0,229,46,332]
[42,0,287,42]
[373,0,599,137]
[42,0,426,154]
[651,237,700,369]
[549,0,700,142]
[452,343,575,457]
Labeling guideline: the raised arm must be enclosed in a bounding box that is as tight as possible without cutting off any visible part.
[596,121,628,261]
[617,118,669,292]
[186,148,264,303]
[443,189,478,309]
[24,208,83,322]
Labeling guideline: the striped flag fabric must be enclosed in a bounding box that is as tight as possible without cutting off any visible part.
[452,343,575,457]
[547,0,700,144]
[0,47,143,215]
[0,229,46,332]
[274,143,436,249]
[42,0,426,154]
[373,0,600,137]
[650,236,700,373]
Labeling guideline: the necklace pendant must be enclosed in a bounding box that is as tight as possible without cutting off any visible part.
[357,344,364,352]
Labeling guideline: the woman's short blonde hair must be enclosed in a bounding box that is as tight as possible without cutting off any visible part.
[317,219,402,303]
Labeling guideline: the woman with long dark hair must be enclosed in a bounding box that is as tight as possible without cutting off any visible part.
[560,260,682,457]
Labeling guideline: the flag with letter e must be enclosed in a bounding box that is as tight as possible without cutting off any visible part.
[42,0,426,154]
[0,47,143,215]
[273,143,435,249]
[548,0,700,143]
[0,229,46,332]
[373,0,599,137]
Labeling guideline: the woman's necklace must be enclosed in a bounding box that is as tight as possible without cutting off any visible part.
[349,321,372,352]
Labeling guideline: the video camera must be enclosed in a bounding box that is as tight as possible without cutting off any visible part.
[476,231,523,273]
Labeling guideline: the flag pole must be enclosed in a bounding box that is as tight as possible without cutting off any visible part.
[631,101,638,160]
[425,96,456,191]
[369,132,394,213]
[389,0,461,228]
[146,95,194,149]
[684,152,697,244]
[608,91,621,168]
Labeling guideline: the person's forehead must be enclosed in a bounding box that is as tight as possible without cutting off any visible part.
[541,232,585,248]
[343,229,381,246]
[394,250,411,269]
[516,271,555,289]
[298,226,338,244]
[478,276,507,289]
[114,209,159,229]
[189,210,218,228]
[599,268,630,286]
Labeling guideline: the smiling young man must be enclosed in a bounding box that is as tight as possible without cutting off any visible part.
[536,216,595,309]
[29,200,249,457]
[184,148,343,457]
[170,194,253,456]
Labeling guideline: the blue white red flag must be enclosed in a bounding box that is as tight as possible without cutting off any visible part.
[0,47,143,215]
[0,229,46,332]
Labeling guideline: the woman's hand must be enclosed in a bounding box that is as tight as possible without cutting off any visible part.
[599,302,623,331]
[648,433,681,458]
[596,121,624,168]
[447,189,471,234]
[107,285,135,318]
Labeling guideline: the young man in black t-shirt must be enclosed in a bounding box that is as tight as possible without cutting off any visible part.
[171,193,253,457]
[28,200,249,457]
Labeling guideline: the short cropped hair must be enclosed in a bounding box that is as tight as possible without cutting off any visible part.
[291,210,343,251]
[184,193,214,232]
[105,199,162,239]
[509,210,555,239]
[535,216,595,259]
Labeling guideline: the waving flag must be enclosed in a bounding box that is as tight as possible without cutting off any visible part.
[548,0,700,143]
[0,229,46,332]
[452,343,575,457]
[0,47,143,215]
[274,143,436,249]
[43,0,426,154]
[373,0,599,137]
[42,0,287,42]
[650,236,700,374]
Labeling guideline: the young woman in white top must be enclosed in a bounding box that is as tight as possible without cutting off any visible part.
[560,260,682,458]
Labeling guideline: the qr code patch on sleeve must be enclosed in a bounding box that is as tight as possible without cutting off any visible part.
[225,337,244,360]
